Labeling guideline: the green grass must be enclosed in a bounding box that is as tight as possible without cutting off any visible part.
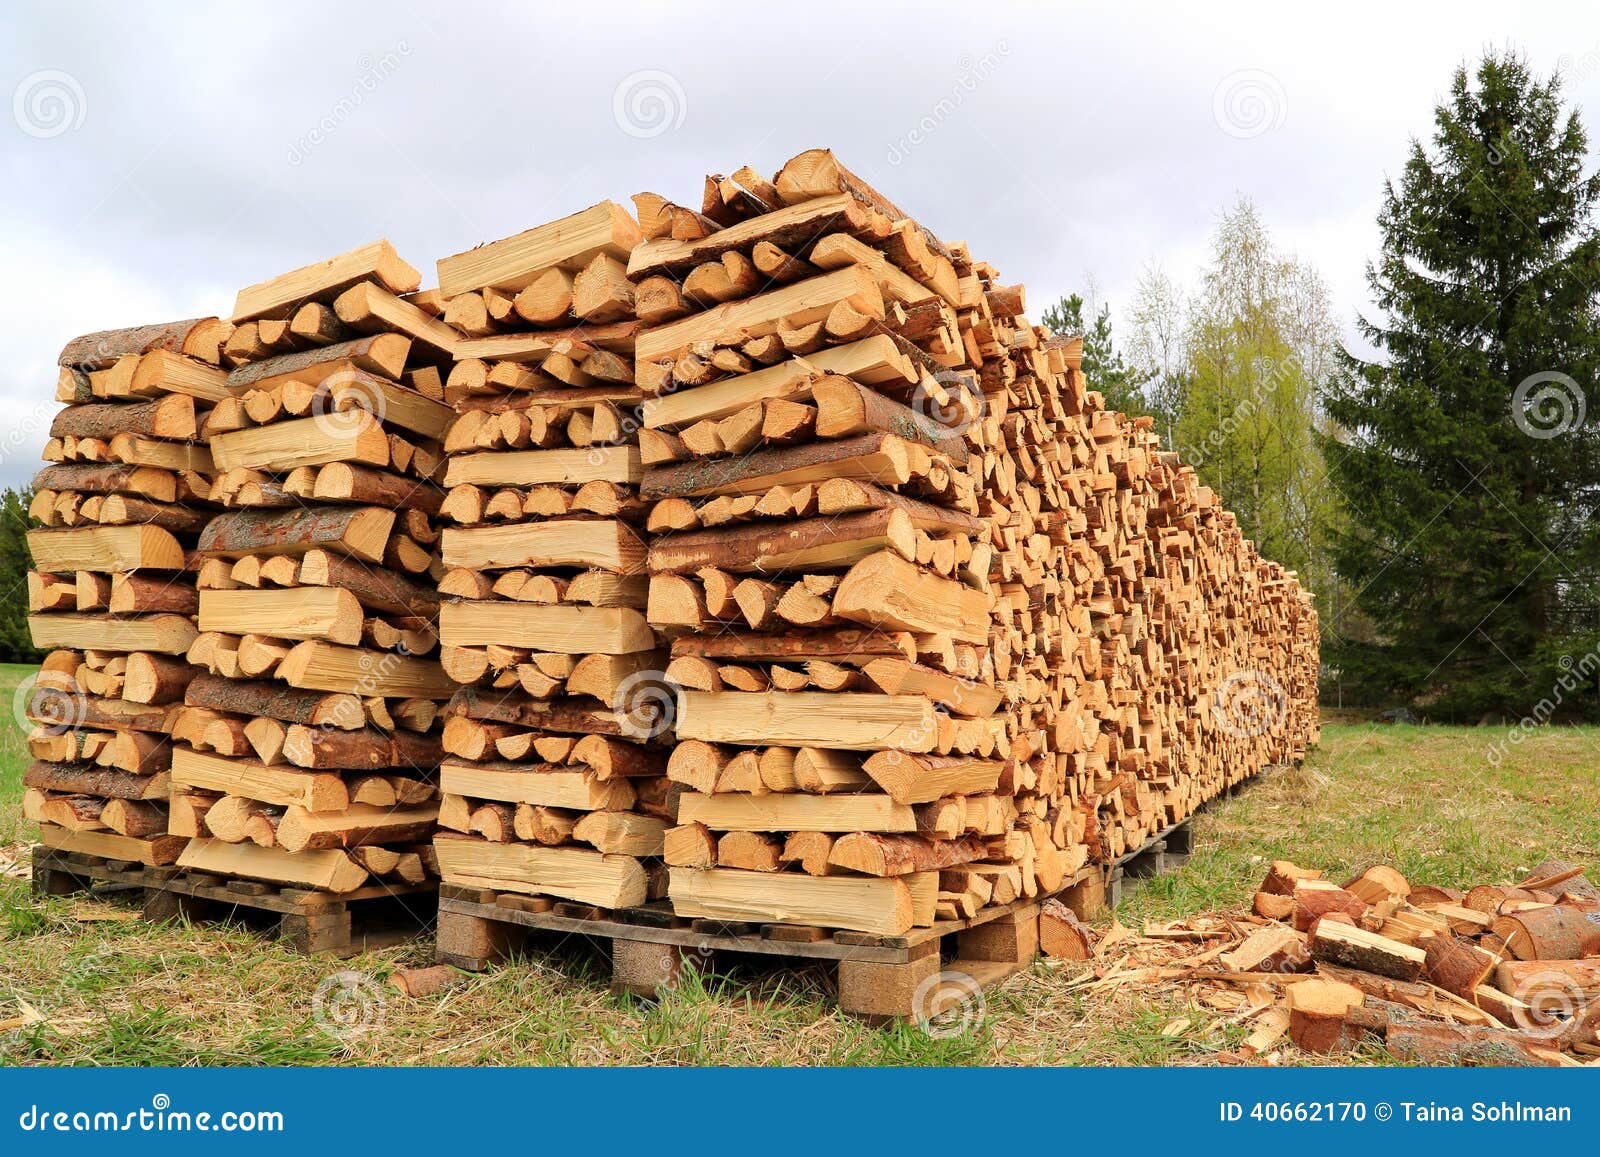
[2,692,1597,1065]
[0,663,34,846]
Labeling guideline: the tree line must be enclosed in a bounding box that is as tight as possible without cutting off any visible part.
[1052,51,1600,722]
[0,486,40,664]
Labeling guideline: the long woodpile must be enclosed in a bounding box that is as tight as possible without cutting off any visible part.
[22,148,1319,940]
[1058,858,1600,1065]
[430,203,676,908]
[423,149,1319,937]
[160,243,458,893]
[22,318,232,867]
[630,152,1318,935]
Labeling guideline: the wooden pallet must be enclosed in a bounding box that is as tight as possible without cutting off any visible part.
[31,847,436,956]
[1106,818,1194,908]
[435,867,1107,1020]
[1103,761,1295,907]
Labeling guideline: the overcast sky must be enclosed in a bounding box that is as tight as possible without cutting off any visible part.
[2,1,1596,488]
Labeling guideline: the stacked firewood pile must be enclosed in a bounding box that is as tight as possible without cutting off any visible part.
[1056,859,1600,1066]
[429,204,677,908]
[22,318,233,866]
[21,149,1319,929]
[623,162,1009,934]
[162,242,458,892]
[621,150,1320,934]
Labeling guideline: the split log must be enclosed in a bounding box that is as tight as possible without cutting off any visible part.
[1285,978,1367,1054]
[224,333,411,391]
[1422,936,1498,999]
[648,509,916,575]
[183,672,363,729]
[297,548,440,616]
[811,375,969,461]
[1343,865,1410,905]
[312,462,444,514]
[669,864,913,935]
[675,691,936,753]
[98,798,166,838]
[642,431,915,500]
[1039,899,1095,960]
[59,317,222,370]
[1219,924,1310,973]
[1291,880,1368,931]
[110,574,199,616]
[232,239,420,322]
[444,685,633,737]
[50,396,196,441]
[1383,1021,1564,1067]
[177,838,368,892]
[197,506,395,564]
[860,752,1004,805]
[1494,958,1600,1003]
[826,832,984,876]
[1490,906,1600,960]
[276,804,439,853]
[280,725,442,771]
[833,550,991,644]
[434,833,647,909]
[1308,920,1426,981]
[24,761,166,800]
[33,462,178,502]
[121,653,195,704]
[26,525,185,573]
[1261,860,1323,896]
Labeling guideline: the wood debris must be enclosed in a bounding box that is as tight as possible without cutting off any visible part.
[1067,857,1600,1065]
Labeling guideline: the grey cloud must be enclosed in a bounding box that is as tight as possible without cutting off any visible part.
[1,0,1589,487]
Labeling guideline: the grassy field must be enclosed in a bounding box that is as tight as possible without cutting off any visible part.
[2,660,1597,1066]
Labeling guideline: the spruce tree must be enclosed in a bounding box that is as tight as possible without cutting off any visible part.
[0,487,40,664]
[1324,52,1600,719]
[1041,293,1147,415]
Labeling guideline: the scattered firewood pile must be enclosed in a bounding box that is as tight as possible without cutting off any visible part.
[1052,858,1600,1066]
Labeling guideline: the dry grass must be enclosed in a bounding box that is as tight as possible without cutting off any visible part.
[2,684,1597,1066]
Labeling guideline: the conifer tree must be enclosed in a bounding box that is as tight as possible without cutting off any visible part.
[0,487,40,663]
[1324,52,1600,718]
